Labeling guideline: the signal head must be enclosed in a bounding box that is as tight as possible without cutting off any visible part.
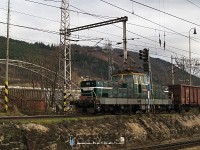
[139,50,143,59]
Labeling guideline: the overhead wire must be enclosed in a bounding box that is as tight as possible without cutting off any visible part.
[71,29,200,61]
[3,0,199,57]
[24,0,200,48]
[24,0,117,19]
[130,0,200,27]
[1,5,198,41]
[99,0,200,43]
[43,0,61,2]
[3,0,199,44]
[113,41,172,59]
[127,22,173,34]
[0,7,60,23]
[3,32,178,65]
[72,33,185,59]
[112,22,197,56]
[70,23,198,57]
[98,0,200,56]
[186,0,200,9]
[69,1,200,45]
[0,21,59,34]
[66,2,192,56]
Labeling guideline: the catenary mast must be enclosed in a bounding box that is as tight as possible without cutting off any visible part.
[60,0,71,112]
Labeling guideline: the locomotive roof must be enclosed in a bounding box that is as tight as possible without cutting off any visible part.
[112,71,146,76]
[112,68,145,76]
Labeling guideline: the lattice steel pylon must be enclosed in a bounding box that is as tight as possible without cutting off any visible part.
[59,0,71,112]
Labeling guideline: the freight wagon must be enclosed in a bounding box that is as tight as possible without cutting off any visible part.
[0,86,47,113]
[168,84,200,111]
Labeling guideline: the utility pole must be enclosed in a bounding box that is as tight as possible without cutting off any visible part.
[182,58,185,84]
[189,28,197,85]
[107,40,113,80]
[171,55,174,85]
[5,0,11,112]
[123,19,127,66]
[61,16,127,112]
[139,48,151,112]
[60,0,70,112]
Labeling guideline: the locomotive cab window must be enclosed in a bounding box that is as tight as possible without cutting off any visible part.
[138,84,142,93]
[112,75,121,82]
[143,75,148,84]
[124,74,133,83]
[133,75,138,84]
[140,75,147,84]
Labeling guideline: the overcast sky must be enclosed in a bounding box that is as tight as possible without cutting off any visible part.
[1,0,200,62]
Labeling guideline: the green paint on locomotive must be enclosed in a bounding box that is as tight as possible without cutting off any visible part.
[80,72,168,100]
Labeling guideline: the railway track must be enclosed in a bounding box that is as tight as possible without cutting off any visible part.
[0,114,103,120]
[132,138,200,150]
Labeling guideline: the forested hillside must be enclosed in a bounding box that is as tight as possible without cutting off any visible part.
[0,36,200,86]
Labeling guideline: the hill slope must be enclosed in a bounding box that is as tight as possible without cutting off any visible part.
[0,36,200,86]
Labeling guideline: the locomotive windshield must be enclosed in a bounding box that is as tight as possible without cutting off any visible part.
[112,73,148,85]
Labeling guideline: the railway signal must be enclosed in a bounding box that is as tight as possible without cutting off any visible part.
[139,48,150,72]
[139,50,143,59]
[139,48,149,62]
[139,48,151,113]
[143,48,149,62]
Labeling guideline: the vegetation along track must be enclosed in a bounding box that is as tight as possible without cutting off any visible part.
[131,138,200,150]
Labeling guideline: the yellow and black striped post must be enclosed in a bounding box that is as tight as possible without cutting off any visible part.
[4,81,8,111]
[63,90,67,112]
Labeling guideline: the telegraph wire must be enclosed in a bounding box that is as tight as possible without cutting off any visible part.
[72,33,200,58]
[43,0,61,2]
[73,33,184,57]
[1,6,198,41]
[71,29,200,57]
[3,0,199,46]
[113,43,172,59]
[0,21,59,34]
[68,5,170,50]
[22,0,200,51]
[61,0,200,49]
[24,0,116,19]
[111,23,195,55]
[1,19,196,57]
[0,1,146,66]
[127,23,200,41]
[127,22,174,34]
[130,0,200,27]
[3,0,199,57]
[6,34,182,62]
[98,0,200,56]
[69,5,116,19]
[2,4,196,45]
[25,0,60,9]
[0,7,60,23]
[186,0,200,9]
[99,0,200,42]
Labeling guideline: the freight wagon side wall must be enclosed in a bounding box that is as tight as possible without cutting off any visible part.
[168,85,182,105]
[182,85,199,105]
[193,87,198,105]
[169,84,200,106]
[183,86,190,105]
[198,88,200,105]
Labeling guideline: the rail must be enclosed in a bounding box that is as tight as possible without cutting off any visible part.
[132,138,200,150]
